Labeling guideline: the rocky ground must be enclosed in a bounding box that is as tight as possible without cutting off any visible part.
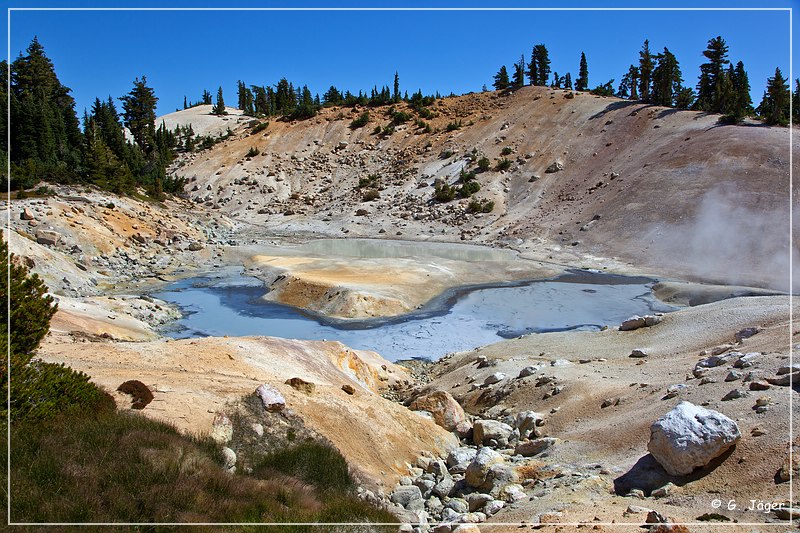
[6,87,798,531]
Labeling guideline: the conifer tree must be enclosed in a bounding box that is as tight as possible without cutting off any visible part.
[638,40,654,102]
[183,96,187,109]
[212,86,227,115]
[793,79,800,124]
[564,73,572,90]
[694,36,730,112]
[617,65,639,99]
[493,65,510,91]
[651,47,682,107]
[552,72,560,89]
[393,71,400,103]
[729,61,753,121]
[576,52,589,91]
[757,67,790,126]
[528,44,551,86]
[512,55,526,89]
[120,76,158,153]
[202,89,212,105]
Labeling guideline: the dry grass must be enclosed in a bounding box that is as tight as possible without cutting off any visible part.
[7,406,396,527]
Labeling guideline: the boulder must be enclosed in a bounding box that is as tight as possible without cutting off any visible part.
[209,413,233,444]
[619,316,646,331]
[734,327,760,342]
[410,390,468,431]
[187,242,204,251]
[285,377,315,394]
[447,446,478,473]
[465,447,505,488]
[432,474,456,498]
[766,371,799,386]
[497,483,526,503]
[390,485,424,508]
[545,161,564,173]
[517,366,539,378]
[466,493,493,512]
[36,230,60,246]
[255,384,286,412]
[514,437,558,457]
[21,207,35,220]
[341,384,356,395]
[484,372,506,385]
[221,447,237,471]
[514,411,544,439]
[629,349,648,358]
[647,401,741,476]
[473,419,513,446]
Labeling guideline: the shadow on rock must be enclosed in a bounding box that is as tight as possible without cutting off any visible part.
[614,447,736,496]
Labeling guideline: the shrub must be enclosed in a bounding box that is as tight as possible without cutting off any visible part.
[459,169,476,182]
[434,183,456,202]
[349,111,370,129]
[117,379,154,409]
[253,442,352,492]
[458,181,481,198]
[357,174,380,189]
[417,107,435,120]
[496,158,512,171]
[372,125,382,135]
[391,110,412,125]
[246,147,260,158]
[361,189,380,201]
[477,157,491,171]
[251,121,269,134]
[468,198,494,213]
[440,149,454,159]
[380,124,395,137]
[445,120,462,132]
[501,146,513,156]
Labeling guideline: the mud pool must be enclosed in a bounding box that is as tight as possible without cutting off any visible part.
[153,269,676,361]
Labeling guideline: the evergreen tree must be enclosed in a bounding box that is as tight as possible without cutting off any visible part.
[651,47,682,107]
[120,76,158,153]
[564,73,573,90]
[323,85,343,106]
[212,86,227,115]
[617,65,639,99]
[512,55,526,89]
[793,79,800,124]
[493,65,510,91]
[576,52,589,91]
[728,61,753,121]
[757,67,790,126]
[694,36,730,112]
[9,37,83,186]
[202,89,212,105]
[675,87,695,109]
[638,40,654,102]
[393,71,400,103]
[183,96,187,110]
[528,44,551,86]
[552,72,560,89]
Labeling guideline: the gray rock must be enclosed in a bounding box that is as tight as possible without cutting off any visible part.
[447,447,478,473]
[391,485,424,508]
[445,497,469,514]
[515,437,558,457]
[497,483,526,503]
[629,349,648,358]
[413,478,435,498]
[517,366,539,378]
[515,410,545,439]
[465,447,504,488]
[777,364,800,375]
[432,475,455,498]
[187,242,204,251]
[733,352,759,368]
[21,207,35,220]
[734,327,760,342]
[484,372,506,385]
[724,370,743,382]
[545,161,564,173]
[221,447,237,471]
[426,495,444,516]
[466,493,493,512]
[458,512,486,524]
[36,230,60,246]
[440,508,461,523]
[255,384,286,412]
[647,401,741,476]
[473,419,513,446]
[721,389,748,401]
[766,371,799,386]
[619,316,646,331]
[483,500,504,515]
[410,391,467,431]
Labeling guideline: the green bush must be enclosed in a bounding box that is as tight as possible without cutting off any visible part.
[349,111,370,129]
[357,174,380,189]
[246,147,260,158]
[440,149,454,159]
[362,188,380,201]
[417,107,435,120]
[458,181,481,198]
[477,157,491,171]
[459,169,476,183]
[501,146,513,156]
[496,158,512,171]
[434,183,456,202]
[251,121,269,134]
[372,125,382,135]
[391,110,412,125]
[468,198,495,213]
[445,120,462,132]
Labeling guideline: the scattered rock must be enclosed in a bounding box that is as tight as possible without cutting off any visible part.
[748,380,770,391]
[517,366,539,378]
[465,447,505,488]
[341,384,356,395]
[21,207,35,220]
[766,372,799,386]
[473,419,513,446]
[484,372,506,385]
[187,242,205,251]
[734,327,760,342]
[620,316,646,331]
[410,390,468,431]
[629,349,648,358]
[447,447,478,474]
[221,447,237,472]
[721,389,748,401]
[285,377,315,394]
[647,401,741,476]
[35,230,60,246]
[724,371,743,382]
[545,161,564,173]
[390,485,423,508]
[255,383,286,412]
[515,437,558,457]
[210,413,234,444]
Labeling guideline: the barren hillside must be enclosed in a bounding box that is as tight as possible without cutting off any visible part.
[167,86,796,291]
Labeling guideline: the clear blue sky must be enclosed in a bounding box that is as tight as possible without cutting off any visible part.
[5,1,796,118]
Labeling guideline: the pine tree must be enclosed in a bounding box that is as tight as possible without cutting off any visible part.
[694,36,730,112]
[617,65,639,99]
[564,73,573,90]
[552,72,560,89]
[638,40,654,102]
[512,55,526,89]
[651,47,682,107]
[528,44,551,86]
[729,61,753,121]
[393,71,400,103]
[675,87,695,109]
[576,52,589,91]
[120,76,158,153]
[493,65,510,91]
[202,89,212,105]
[757,67,790,126]
[793,79,800,124]
[212,86,227,115]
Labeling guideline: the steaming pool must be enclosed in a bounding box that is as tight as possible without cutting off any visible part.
[153,269,676,361]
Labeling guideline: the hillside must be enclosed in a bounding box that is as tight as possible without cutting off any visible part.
[166,86,796,291]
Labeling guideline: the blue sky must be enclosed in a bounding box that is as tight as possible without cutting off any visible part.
[5,1,796,118]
